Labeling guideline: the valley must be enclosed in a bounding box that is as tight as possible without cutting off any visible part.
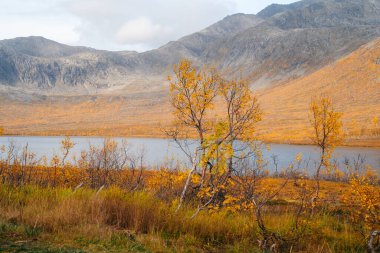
[1,39,379,146]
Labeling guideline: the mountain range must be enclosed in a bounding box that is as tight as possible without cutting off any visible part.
[0,0,379,94]
[0,0,379,146]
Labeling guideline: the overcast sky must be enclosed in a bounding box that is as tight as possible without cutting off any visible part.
[0,0,296,52]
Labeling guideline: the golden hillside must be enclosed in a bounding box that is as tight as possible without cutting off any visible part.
[257,38,380,146]
[0,39,379,146]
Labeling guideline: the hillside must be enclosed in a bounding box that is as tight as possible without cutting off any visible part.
[0,39,379,146]
[257,38,380,146]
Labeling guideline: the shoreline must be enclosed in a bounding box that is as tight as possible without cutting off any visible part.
[1,133,380,149]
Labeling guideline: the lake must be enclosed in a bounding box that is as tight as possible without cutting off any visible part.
[0,136,379,173]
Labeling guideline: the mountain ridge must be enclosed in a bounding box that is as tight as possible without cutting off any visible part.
[0,0,379,94]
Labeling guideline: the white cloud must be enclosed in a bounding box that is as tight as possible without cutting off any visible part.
[0,0,297,51]
[63,0,236,51]
[115,17,170,44]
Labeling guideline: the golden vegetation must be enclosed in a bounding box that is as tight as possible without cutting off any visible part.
[0,137,379,252]
[309,96,343,212]
[258,38,380,146]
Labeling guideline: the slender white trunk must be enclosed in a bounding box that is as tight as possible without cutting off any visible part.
[176,148,198,212]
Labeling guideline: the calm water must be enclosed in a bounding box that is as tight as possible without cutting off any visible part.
[0,136,379,173]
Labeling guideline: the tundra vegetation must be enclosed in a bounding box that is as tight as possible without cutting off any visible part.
[0,60,379,252]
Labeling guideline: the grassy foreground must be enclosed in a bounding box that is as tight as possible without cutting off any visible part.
[0,181,375,253]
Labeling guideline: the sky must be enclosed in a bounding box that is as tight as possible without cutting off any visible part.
[0,0,296,52]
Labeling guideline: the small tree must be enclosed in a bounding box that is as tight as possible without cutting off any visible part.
[309,96,343,211]
[168,60,263,214]
[372,116,379,128]
[168,59,219,210]
[61,136,75,166]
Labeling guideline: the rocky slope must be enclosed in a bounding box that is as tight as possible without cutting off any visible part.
[201,0,380,86]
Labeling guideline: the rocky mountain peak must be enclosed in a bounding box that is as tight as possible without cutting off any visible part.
[0,36,93,58]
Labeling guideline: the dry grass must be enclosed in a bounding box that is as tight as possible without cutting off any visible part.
[0,185,256,252]
[0,179,373,253]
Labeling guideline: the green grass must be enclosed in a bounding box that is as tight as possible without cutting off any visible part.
[0,219,151,253]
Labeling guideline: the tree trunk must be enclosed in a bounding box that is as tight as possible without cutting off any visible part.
[176,148,198,212]
[311,147,325,215]
[368,230,380,253]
